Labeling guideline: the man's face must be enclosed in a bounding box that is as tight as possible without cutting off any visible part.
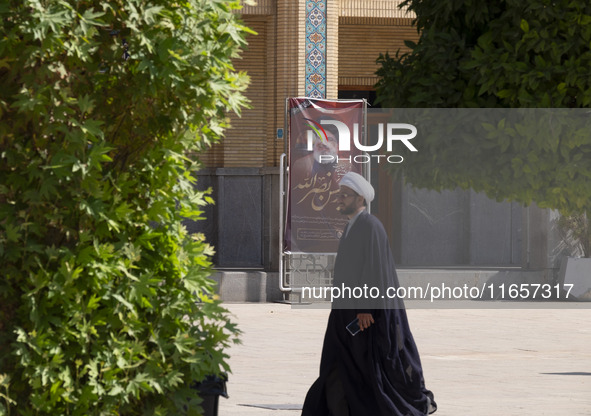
[313,133,338,164]
[336,185,364,216]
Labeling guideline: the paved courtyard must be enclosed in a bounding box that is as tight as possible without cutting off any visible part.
[218,302,591,416]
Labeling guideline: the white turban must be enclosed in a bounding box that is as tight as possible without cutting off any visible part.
[339,171,374,203]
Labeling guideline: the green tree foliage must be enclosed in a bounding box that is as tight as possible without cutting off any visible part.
[376,0,591,108]
[375,0,591,253]
[0,0,250,414]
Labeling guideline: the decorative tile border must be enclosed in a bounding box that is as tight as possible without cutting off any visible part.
[305,0,327,98]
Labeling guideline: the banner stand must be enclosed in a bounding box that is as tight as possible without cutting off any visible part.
[279,98,368,303]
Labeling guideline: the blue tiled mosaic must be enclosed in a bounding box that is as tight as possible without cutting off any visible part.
[305,0,326,98]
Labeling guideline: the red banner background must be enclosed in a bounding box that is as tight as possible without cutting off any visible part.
[285,98,364,253]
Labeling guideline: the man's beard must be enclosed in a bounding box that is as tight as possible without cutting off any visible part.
[339,203,357,216]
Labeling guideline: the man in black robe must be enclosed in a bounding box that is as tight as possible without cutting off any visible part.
[302,172,436,416]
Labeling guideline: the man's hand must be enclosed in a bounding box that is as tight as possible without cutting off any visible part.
[357,313,374,331]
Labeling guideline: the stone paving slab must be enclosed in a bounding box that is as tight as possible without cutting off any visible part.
[218,302,591,416]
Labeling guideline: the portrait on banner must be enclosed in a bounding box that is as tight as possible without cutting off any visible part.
[286,98,365,253]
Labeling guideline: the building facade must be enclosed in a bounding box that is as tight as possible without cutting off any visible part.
[187,0,564,301]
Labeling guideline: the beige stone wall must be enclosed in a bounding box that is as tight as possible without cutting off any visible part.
[203,16,273,168]
[227,17,270,167]
[203,1,307,168]
[338,17,418,88]
[339,0,414,18]
[240,0,275,15]
[274,0,307,164]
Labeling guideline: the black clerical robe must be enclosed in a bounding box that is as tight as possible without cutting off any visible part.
[302,210,436,416]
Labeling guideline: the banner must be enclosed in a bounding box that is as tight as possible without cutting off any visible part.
[285,98,365,253]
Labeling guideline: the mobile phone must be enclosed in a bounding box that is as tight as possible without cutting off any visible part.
[346,318,361,336]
